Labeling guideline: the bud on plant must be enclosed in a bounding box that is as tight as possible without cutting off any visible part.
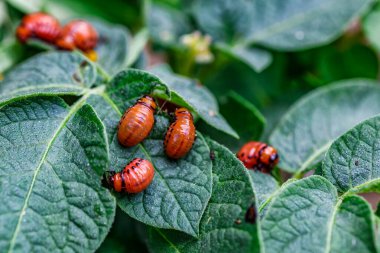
[180,31,214,63]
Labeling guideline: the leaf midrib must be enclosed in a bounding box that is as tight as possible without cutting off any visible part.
[7,94,89,253]
[259,177,350,253]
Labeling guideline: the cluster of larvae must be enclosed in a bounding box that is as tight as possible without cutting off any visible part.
[16,12,98,61]
[103,95,196,194]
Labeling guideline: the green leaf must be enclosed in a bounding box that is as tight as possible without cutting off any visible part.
[86,69,212,236]
[125,29,149,67]
[105,69,169,110]
[221,91,265,146]
[197,90,266,151]
[146,138,257,253]
[90,19,132,76]
[363,6,380,52]
[193,0,374,51]
[0,40,24,73]
[150,68,239,139]
[316,45,378,84]
[0,52,95,104]
[260,176,377,253]
[249,171,278,207]
[192,0,254,44]
[330,195,377,253]
[269,79,380,174]
[147,2,192,45]
[322,114,380,193]
[0,96,115,252]
[247,0,374,50]
[216,43,272,73]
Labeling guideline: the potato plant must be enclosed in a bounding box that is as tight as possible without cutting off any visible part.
[1,0,380,253]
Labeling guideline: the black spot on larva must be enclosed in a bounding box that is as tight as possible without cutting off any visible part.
[355,160,359,166]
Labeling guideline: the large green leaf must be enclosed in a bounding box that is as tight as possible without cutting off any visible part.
[0,52,95,105]
[0,96,115,252]
[193,0,373,51]
[322,114,380,193]
[260,176,376,253]
[247,0,374,50]
[150,68,239,139]
[269,80,380,175]
[87,70,212,237]
[146,138,257,253]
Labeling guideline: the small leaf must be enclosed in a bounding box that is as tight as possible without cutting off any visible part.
[0,52,95,104]
[216,43,272,73]
[150,68,239,139]
[363,6,380,52]
[0,97,115,252]
[106,69,169,110]
[90,19,132,76]
[269,79,380,174]
[146,138,257,253]
[125,29,149,67]
[322,114,380,193]
[249,171,278,207]
[260,176,377,253]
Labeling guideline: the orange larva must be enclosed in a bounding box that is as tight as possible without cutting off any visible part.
[118,95,157,147]
[56,20,98,52]
[237,141,279,173]
[164,108,196,159]
[104,158,154,193]
[16,12,61,44]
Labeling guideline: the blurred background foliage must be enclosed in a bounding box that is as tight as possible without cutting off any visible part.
[2,0,380,251]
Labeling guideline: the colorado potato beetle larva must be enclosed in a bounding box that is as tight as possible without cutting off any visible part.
[118,95,157,147]
[16,12,61,43]
[103,158,154,194]
[56,20,98,52]
[237,141,279,173]
[164,108,196,159]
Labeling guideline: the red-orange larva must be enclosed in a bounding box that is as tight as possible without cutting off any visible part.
[16,12,61,43]
[164,108,196,159]
[117,95,157,147]
[104,158,154,193]
[55,20,98,52]
[237,141,279,173]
